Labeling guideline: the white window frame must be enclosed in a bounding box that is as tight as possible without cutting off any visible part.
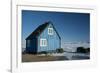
[40,39,47,47]
[48,28,53,35]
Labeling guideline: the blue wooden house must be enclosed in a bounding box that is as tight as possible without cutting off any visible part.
[26,21,61,54]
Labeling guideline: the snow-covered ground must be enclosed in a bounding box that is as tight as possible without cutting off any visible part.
[52,52,89,60]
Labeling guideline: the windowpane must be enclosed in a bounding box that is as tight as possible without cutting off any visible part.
[27,40,30,47]
[40,39,47,47]
[48,28,53,35]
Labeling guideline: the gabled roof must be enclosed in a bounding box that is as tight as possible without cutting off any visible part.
[26,21,61,40]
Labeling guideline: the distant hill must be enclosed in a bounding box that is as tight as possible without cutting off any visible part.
[62,41,90,52]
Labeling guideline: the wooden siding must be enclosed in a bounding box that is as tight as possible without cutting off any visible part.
[37,23,61,52]
[26,38,38,53]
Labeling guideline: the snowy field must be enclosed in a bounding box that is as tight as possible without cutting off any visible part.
[52,52,90,60]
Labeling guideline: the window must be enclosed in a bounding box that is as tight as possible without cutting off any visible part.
[48,28,53,35]
[27,40,30,47]
[40,39,47,47]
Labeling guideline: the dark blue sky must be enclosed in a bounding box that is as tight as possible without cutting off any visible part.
[22,10,90,48]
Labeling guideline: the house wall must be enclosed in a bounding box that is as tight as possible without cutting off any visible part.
[26,38,37,53]
[37,24,60,53]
